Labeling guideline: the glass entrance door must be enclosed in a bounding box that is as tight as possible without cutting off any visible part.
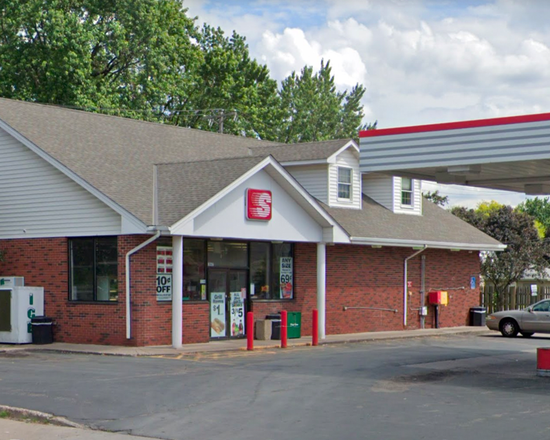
[209,269,247,339]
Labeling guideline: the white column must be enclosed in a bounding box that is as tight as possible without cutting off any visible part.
[317,242,326,339]
[172,235,183,348]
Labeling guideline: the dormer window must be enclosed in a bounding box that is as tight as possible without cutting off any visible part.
[338,167,352,200]
[401,177,412,206]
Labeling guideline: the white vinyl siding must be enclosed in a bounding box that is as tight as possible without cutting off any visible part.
[285,164,328,204]
[393,177,422,215]
[0,128,122,238]
[328,149,361,209]
[362,174,393,210]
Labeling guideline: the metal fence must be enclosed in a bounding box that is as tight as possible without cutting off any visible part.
[482,284,550,314]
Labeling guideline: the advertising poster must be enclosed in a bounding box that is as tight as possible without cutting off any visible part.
[210,292,226,337]
[156,246,173,301]
[280,257,293,299]
[156,274,172,302]
[229,291,246,337]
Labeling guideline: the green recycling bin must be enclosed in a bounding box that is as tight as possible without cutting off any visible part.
[287,312,301,339]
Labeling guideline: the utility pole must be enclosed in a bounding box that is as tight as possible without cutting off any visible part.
[219,109,224,134]
[208,109,237,133]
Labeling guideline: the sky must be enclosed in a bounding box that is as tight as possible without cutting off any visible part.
[183,0,550,208]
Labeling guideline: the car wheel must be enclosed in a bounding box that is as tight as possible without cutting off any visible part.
[500,319,519,337]
[521,332,534,338]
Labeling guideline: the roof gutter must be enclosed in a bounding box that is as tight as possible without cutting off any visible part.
[404,246,428,327]
[126,230,161,340]
[350,236,506,252]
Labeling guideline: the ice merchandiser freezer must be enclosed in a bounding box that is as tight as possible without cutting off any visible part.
[0,286,44,343]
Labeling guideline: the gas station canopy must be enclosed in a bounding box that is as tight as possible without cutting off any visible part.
[359,113,550,195]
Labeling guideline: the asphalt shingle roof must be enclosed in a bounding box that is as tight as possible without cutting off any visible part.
[249,139,353,163]
[323,195,503,248]
[157,156,267,226]
[0,98,504,249]
[0,98,278,224]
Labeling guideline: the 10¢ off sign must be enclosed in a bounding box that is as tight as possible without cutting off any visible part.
[156,246,173,301]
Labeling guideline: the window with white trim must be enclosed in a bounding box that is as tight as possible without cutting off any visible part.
[338,167,352,200]
[401,177,413,206]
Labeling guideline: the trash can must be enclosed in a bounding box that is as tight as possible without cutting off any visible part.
[31,316,53,344]
[287,312,301,339]
[469,307,486,326]
[266,313,281,340]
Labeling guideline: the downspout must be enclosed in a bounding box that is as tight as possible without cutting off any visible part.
[404,246,428,327]
[126,231,161,339]
[420,255,426,329]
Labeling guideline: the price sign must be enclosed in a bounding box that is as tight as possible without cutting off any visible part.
[280,257,293,299]
[157,246,173,301]
[210,292,226,337]
[229,291,245,337]
[156,274,172,301]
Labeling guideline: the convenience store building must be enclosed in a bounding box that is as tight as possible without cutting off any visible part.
[0,99,504,347]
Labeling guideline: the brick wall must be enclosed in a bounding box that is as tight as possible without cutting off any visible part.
[0,237,481,346]
[251,244,481,336]
[0,236,181,346]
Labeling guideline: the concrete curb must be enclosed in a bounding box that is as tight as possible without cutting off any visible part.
[0,327,493,358]
[0,404,86,429]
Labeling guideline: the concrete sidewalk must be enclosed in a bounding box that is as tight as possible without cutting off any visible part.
[0,326,491,357]
[0,418,161,440]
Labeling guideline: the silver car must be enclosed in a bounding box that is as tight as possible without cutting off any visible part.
[486,299,550,337]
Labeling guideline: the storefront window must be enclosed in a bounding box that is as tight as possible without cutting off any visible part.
[207,241,248,268]
[180,239,293,302]
[250,242,294,300]
[183,239,206,301]
[250,242,270,299]
[69,237,118,302]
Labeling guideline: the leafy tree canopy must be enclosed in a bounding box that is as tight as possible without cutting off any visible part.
[277,60,374,143]
[0,0,199,119]
[516,197,550,238]
[422,190,449,207]
[0,1,374,141]
[451,203,549,308]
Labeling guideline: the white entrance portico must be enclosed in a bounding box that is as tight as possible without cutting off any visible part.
[165,156,348,348]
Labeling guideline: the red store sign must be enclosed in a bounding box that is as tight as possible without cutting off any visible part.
[246,189,272,221]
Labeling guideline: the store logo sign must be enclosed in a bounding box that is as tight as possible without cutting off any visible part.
[246,189,272,221]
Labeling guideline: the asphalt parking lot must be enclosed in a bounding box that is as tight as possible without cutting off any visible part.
[1,334,550,440]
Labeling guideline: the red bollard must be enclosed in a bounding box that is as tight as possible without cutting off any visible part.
[312,309,318,346]
[246,311,254,351]
[281,310,288,348]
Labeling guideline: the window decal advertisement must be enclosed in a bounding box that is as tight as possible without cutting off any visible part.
[230,290,246,337]
[210,292,226,337]
[280,257,293,299]
[157,246,173,301]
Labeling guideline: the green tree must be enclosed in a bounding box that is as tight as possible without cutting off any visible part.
[516,197,550,238]
[0,2,374,140]
[162,25,281,139]
[422,190,449,207]
[0,0,199,118]
[452,204,549,309]
[277,60,372,143]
